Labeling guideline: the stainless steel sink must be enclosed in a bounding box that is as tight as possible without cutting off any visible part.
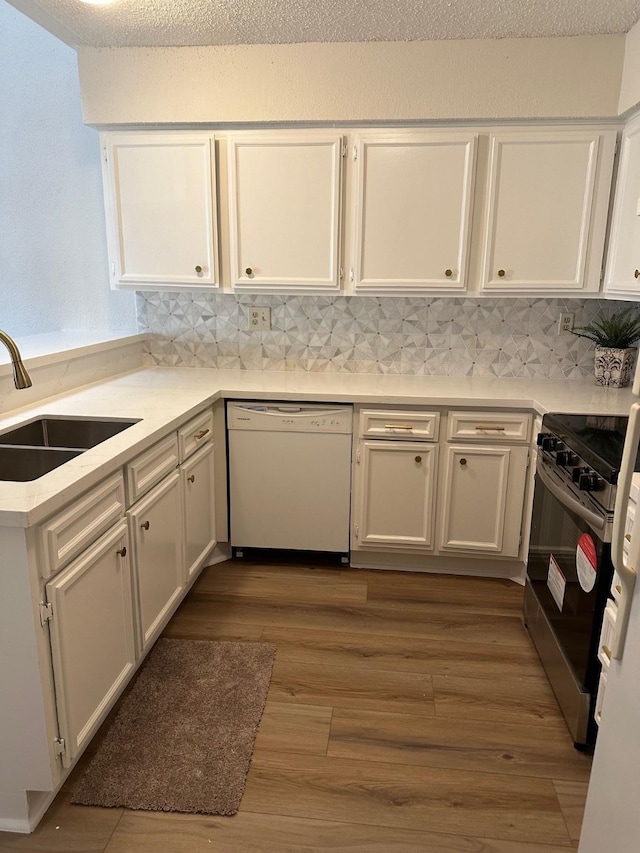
[0,416,139,450]
[0,416,140,481]
[0,446,84,482]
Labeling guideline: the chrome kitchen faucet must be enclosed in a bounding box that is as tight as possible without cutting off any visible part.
[0,330,32,389]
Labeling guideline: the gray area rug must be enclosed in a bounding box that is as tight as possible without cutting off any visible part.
[72,638,276,815]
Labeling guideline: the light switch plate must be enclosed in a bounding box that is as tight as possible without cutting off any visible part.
[249,307,271,331]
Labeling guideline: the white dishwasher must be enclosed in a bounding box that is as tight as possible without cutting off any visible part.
[227,401,353,554]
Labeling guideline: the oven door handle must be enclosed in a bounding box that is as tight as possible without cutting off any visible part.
[536,461,605,533]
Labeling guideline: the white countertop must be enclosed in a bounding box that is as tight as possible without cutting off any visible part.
[0,367,634,527]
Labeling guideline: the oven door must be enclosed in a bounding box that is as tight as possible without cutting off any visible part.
[527,460,613,692]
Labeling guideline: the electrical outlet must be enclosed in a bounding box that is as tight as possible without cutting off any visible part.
[249,307,271,331]
[558,312,574,334]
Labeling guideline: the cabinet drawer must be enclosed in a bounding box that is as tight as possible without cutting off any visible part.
[447,411,531,443]
[39,472,126,578]
[126,433,179,503]
[178,408,214,462]
[359,410,440,441]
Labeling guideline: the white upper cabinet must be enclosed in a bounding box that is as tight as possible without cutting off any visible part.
[604,115,640,299]
[479,130,616,293]
[352,132,477,292]
[103,133,218,288]
[228,133,343,291]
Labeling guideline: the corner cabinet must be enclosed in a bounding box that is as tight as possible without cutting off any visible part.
[351,132,477,292]
[227,133,344,291]
[479,129,616,293]
[604,114,640,299]
[102,133,219,289]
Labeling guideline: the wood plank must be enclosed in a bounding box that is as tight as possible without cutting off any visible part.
[328,708,591,782]
[253,702,332,756]
[104,809,579,853]
[269,659,435,715]
[261,625,545,680]
[193,563,368,605]
[367,572,525,615]
[178,596,530,646]
[433,672,563,726]
[553,780,590,842]
[162,616,264,642]
[0,793,122,853]
[244,751,573,845]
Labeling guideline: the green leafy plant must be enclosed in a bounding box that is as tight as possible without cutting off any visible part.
[571,308,640,349]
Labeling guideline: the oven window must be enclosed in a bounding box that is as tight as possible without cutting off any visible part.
[527,473,612,688]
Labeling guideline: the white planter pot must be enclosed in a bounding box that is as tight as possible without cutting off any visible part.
[594,346,636,388]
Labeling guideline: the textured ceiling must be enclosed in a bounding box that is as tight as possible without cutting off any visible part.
[8,0,640,47]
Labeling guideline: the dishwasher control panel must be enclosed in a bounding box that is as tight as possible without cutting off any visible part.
[227,402,353,434]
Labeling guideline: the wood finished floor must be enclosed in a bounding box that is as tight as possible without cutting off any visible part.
[0,561,592,852]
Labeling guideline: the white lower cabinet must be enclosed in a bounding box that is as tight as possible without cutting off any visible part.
[45,521,136,768]
[439,444,529,556]
[182,442,216,578]
[128,470,185,652]
[353,440,438,549]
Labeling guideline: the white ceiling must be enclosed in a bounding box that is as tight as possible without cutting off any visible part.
[7,0,640,48]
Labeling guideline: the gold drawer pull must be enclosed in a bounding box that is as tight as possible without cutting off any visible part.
[187,474,195,483]
[117,546,127,558]
[602,644,612,660]
[140,520,150,531]
[475,425,506,431]
[625,533,632,542]
[384,424,413,430]
[615,584,622,594]
[459,457,467,466]
[414,456,422,463]
[635,269,640,279]
[194,428,210,440]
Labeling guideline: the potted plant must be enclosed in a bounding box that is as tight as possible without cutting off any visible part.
[571,308,640,387]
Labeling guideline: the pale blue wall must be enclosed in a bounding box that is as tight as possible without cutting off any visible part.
[0,1,136,337]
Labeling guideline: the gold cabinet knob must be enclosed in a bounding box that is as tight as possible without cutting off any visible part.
[498,269,506,277]
[140,520,150,531]
[187,474,195,483]
[195,265,203,274]
[635,269,640,279]
[117,545,127,558]
[415,455,422,463]
[459,457,467,466]
[445,269,453,277]
[245,267,253,276]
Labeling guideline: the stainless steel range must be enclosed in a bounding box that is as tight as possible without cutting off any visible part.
[524,413,640,747]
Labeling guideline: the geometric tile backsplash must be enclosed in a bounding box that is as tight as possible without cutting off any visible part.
[137,292,630,380]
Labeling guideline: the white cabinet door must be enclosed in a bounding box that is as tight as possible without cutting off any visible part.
[480,131,615,293]
[353,132,477,292]
[45,521,135,768]
[439,445,529,557]
[604,116,640,298]
[353,441,438,550]
[228,133,343,290]
[182,442,216,579]
[103,133,218,288]
[128,471,185,652]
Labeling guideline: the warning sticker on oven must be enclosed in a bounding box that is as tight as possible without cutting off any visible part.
[576,533,598,593]
[547,555,566,612]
